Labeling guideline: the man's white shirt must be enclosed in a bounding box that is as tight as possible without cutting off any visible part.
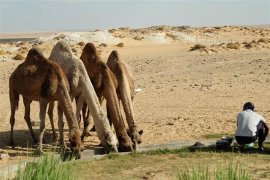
[235,109,265,137]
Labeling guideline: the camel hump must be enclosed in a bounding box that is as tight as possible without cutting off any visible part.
[84,42,98,54]
[54,40,72,53]
[26,48,46,62]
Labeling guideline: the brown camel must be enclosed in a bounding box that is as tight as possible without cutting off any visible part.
[9,48,82,157]
[107,50,143,150]
[80,43,133,152]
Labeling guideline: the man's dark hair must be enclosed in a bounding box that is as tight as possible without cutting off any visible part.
[243,102,255,111]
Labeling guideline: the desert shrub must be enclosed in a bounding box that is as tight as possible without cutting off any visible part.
[15,155,75,180]
[258,38,268,43]
[190,44,206,51]
[226,42,240,50]
[157,26,165,31]
[166,33,177,40]
[13,53,24,60]
[244,40,258,49]
[99,43,108,47]
[116,42,124,47]
[133,36,144,41]
[77,41,85,47]
[108,29,116,33]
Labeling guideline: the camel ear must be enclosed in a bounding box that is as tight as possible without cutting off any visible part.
[139,130,143,135]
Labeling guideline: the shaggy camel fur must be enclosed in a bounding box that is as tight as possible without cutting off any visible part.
[9,48,82,156]
[107,50,143,150]
[80,43,133,152]
[49,40,117,153]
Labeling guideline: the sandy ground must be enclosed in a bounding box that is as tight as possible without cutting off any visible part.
[0,25,270,165]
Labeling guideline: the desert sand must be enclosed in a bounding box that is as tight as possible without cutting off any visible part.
[0,25,270,164]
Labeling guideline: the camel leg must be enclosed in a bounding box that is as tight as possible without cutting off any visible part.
[76,95,84,127]
[76,96,90,141]
[89,96,104,132]
[75,96,82,129]
[36,98,48,155]
[48,101,57,141]
[106,103,113,128]
[9,102,16,146]
[57,103,68,151]
[23,98,37,144]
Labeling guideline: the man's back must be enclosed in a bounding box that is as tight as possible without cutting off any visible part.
[235,109,265,137]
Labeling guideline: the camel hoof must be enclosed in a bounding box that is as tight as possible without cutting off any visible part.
[9,140,15,147]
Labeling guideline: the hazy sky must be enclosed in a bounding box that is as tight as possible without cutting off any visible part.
[0,0,269,33]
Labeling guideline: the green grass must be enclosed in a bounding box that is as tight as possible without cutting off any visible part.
[15,144,270,180]
[15,154,75,180]
[71,147,270,180]
[203,134,234,139]
[177,161,251,180]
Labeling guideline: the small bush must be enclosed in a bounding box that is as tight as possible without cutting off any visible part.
[13,53,24,60]
[77,41,85,47]
[226,42,240,50]
[166,33,177,40]
[116,42,124,47]
[133,36,144,41]
[190,44,206,51]
[258,38,268,43]
[99,43,108,47]
[157,26,166,31]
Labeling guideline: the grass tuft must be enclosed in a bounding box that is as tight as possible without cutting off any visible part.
[177,161,251,180]
[15,154,75,180]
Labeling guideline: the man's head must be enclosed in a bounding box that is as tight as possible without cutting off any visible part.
[243,102,255,111]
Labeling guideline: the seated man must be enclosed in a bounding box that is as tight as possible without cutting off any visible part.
[235,102,269,151]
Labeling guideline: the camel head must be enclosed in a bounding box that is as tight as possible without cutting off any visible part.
[127,129,143,151]
[107,50,120,71]
[69,128,83,159]
[80,43,101,63]
[118,135,134,152]
[102,132,118,153]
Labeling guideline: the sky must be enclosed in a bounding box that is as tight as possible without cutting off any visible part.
[0,0,269,33]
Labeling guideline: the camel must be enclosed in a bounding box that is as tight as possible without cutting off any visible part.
[80,42,133,152]
[48,40,118,153]
[107,50,143,150]
[9,48,82,157]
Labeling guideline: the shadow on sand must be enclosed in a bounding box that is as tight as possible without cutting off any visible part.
[0,129,104,158]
